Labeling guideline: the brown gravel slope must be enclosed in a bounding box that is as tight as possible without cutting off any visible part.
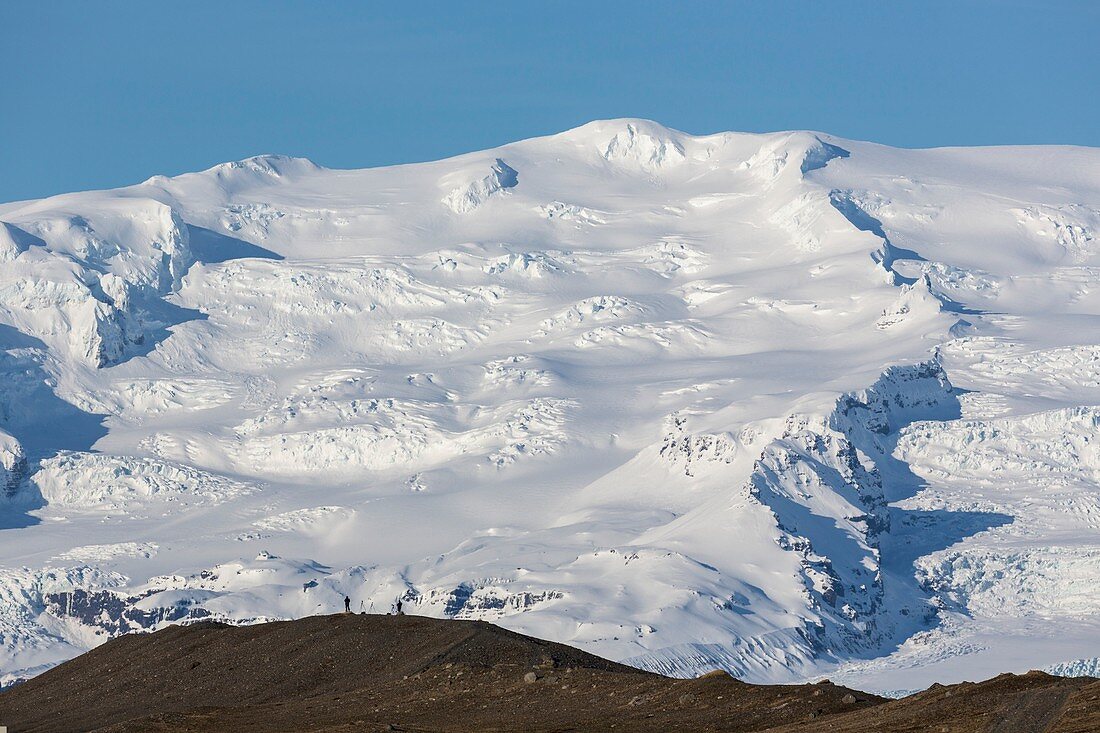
[781,670,1100,733]
[0,614,877,732]
[0,614,1094,733]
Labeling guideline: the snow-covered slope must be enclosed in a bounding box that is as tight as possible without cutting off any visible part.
[1,120,1098,691]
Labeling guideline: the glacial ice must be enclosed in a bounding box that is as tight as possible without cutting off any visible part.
[0,119,1098,693]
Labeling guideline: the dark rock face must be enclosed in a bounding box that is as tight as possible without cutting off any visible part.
[45,589,210,634]
[413,582,565,618]
[0,447,26,498]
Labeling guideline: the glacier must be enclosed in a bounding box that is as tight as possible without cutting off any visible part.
[0,119,1098,692]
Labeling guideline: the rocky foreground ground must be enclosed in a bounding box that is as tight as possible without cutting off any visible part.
[0,614,1096,732]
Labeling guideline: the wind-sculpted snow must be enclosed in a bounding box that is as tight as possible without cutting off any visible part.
[253,506,355,533]
[898,406,1100,492]
[1,119,1099,692]
[480,251,566,278]
[601,122,687,170]
[1047,657,1100,678]
[0,223,40,263]
[0,198,193,367]
[231,395,573,476]
[73,377,237,419]
[31,453,258,511]
[482,355,554,389]
[537,296,649,334]
[55,542,159,562]
[536,201,609,225]
[1014,204,1099,262]
[442,158,519,214]
[918,546,1100,617]
[939,338,1100,406]
[887,404,1100,646]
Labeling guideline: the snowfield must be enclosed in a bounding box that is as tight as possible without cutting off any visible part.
[0,119,1098,692]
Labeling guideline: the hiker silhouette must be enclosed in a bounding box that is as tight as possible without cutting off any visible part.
[394,599,403,615]
[344,595,351,613]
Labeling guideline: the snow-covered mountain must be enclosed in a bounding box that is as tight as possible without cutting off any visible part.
[1,120,1098,693]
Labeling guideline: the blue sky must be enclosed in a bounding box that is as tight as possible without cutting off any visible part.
[2,1,1097,202]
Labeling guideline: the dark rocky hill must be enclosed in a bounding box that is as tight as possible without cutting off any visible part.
[0,614,1094,732]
